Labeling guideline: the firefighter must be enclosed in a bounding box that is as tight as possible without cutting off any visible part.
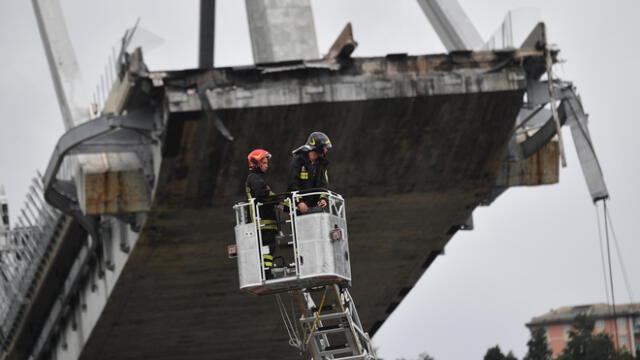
[245,149,278,272]
[287,132,332,213]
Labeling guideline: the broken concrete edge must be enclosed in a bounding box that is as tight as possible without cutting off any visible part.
[79,48,155,216]
[496,140,560,187]
[77,156,151,216]
[159,51,547,114]
[324,22,358,63]
[92,48,555,213]
[157,49,556,211]
[519,22,560,80]
[33,0,152,218]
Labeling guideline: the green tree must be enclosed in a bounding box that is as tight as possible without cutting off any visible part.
[484,345,506,360]
[394,353,435,360]
[505,351,518,360]
[558,315,597,360]
[484,345,520,360]
[416,352,435,360]
[524,326,551,360]
[556,314,636,360]
[614,350,636,360]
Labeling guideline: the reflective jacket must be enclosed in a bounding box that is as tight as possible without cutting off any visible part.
[245,169,277,230]
[287,152,329,206]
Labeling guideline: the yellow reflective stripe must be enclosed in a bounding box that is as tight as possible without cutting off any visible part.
[324,170,329,184]
[263,254,274,267]
[300,171,308,180]
[245,186,256,222]
[259,218,277,230]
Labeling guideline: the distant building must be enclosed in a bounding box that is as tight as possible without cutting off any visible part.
[527,303,640,358]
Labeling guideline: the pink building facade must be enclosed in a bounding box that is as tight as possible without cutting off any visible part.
[527,303,640,358]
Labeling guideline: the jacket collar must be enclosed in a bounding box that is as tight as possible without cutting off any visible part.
[297,151,328,166]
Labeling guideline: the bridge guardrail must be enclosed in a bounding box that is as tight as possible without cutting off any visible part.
[0,175,64,352]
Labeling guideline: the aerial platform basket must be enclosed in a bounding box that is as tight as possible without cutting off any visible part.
[233,190,351,295]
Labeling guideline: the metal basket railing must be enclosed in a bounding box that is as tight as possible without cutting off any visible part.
[233,189,346,283]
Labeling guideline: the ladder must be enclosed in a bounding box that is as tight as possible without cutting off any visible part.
[298,285,376,360]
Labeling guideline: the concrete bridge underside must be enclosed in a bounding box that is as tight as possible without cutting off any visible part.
[3,50,560,360]
[80,54,530,359]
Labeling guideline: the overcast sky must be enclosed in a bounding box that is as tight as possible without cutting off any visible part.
[1,1,639,359]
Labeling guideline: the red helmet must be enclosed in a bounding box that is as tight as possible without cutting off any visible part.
[247,149,272,169]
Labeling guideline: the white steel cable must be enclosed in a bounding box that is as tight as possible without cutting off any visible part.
[603,200,619,341]
[288,292,302,345]
[595,203,612,310]
[275,294,302,349]
[604,205,635,303]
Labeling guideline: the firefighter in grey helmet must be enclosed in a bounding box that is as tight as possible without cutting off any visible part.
[287,132,332,213]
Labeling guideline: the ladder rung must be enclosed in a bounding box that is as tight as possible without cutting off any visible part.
[313,324,345,336]
[301,311,348,323]
[320,344,352,356]
[309,304,336,313]
[332,354,370,360]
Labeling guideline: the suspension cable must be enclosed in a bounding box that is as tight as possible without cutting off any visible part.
[604,204,635,303]
[595,203,611,309]
[603,200,619,342]
[289,291,303,344]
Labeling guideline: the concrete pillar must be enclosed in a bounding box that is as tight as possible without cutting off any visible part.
[416,0,483,51]
[32,0,89,130]
[199,0,215,68]
[245,0,320,63]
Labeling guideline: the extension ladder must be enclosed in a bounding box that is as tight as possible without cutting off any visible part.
[298,285,376,360]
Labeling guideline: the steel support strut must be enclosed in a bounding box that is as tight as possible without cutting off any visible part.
[199,0,215,68]
[42,110,156,234]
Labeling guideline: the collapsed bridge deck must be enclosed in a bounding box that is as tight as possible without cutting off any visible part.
[78,50,554,359]
[2,46,561,360]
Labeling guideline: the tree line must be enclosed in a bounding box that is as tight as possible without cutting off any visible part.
[484,315,637,360]
[378,314,637,360]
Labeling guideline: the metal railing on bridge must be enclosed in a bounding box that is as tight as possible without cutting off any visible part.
[0,173,65,352]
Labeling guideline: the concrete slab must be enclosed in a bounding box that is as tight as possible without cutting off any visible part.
[78,51,536,359]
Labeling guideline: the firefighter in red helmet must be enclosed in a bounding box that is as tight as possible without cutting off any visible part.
[245,149,278,272]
